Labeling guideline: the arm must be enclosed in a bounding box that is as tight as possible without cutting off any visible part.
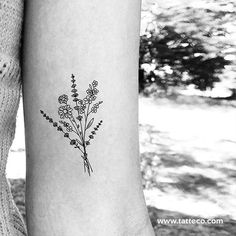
[22,0,154,235]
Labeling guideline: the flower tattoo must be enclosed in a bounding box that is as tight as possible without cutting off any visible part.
[40,74,103,175]
[58,105,73,119]
[58,94,68,104]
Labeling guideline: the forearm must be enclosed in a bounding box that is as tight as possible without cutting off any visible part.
[22,0,153,235]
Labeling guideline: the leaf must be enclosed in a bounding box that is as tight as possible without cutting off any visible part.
[86,118,94,130]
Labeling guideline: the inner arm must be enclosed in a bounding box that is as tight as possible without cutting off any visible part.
[22,0,154,235]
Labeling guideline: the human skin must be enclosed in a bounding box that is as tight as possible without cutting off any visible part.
[22,0,155,235]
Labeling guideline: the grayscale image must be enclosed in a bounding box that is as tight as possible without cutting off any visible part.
[1,0,235,235]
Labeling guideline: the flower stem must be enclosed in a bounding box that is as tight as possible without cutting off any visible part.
[82,152,93,175]
[83,103,90,139]
[69,116,83,143]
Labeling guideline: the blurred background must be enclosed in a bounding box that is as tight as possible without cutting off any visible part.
[8,0,236,235]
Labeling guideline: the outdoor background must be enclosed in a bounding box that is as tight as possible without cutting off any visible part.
[8,0,236,235]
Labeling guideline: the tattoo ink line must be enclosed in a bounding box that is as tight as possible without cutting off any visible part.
[40,74,103,175]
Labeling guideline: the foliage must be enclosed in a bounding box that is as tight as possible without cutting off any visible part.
[139,0,235,92]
